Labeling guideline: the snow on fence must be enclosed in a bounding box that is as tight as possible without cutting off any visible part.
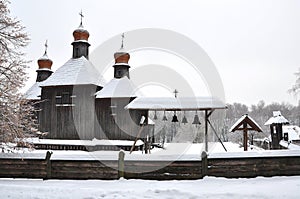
[0,152,48,179]
[0,151,300,180]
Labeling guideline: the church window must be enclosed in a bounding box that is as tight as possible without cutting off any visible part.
[55,92,74,107]
[75,47,80,57]
[110,105,117,116]
[117,70,122,77]
[55,95,62,104]
[62,92,71,104]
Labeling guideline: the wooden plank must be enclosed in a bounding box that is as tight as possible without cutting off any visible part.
[51,166,117,173]
[0,170,46,176]
[51,161,118,168]
[0,165,46,170]
[51,172,118,179]
[0,159,46,165]
[124,161,201,167]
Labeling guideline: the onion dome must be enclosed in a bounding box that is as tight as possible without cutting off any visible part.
[73,11,89,41]
[36,40,53,82]
[37,41,53,70]
[72,11,90,59]
[114,51,130,64]
[114,33,130,64]
[113,33,131,79]
[73,23,90,41]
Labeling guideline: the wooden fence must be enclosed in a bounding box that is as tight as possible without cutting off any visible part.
[206,152,300,178]
[0,151,300,180]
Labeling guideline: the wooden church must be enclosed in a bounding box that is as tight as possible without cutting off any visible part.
[25,18,149,141]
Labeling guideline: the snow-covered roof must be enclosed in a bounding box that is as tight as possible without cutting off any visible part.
[113,63,130,66]
[36,68,52,72]
[148,118,155,125]
[72,40,89,44]
[24,82,42,100]
[230,114,263,132]
[265,111,289,125]
[27,138,144,147]
[282,125,300,141]
[125,97,226,110]
[41,56,105,87]
[38,53,51,61]
[279,140,300,150]
[95,77,140,98]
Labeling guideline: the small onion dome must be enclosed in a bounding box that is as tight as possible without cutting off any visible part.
[114,51,130,64]
[37,53,53,70]
[73,24,89,41]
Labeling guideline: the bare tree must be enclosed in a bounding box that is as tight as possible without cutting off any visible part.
[289,68,300,96]
[0,0,37,144]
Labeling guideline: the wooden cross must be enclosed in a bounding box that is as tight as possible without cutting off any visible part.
[121,33,125,49]
[44,40,48,54]
[173,89,179,98]
[79,10,84,25]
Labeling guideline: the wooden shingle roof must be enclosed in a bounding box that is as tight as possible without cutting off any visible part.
[41,56,105,87]
[230,114,263,132]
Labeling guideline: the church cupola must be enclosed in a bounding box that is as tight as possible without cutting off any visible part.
[36,40,53,82]
[71,11,90,59]
[113,33,131,79]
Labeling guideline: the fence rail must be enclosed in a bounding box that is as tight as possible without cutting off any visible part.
[0,151,300,180]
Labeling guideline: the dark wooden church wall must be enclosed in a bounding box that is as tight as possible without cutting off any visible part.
[39,88,52,137]
[72,85,99,140]
[95,98,148,140]
[40,85,99,140]
[39,85,151,141]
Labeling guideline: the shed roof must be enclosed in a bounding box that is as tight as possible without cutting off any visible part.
[230,114,263,132]
[41,56,105,87]
[95,77,140,98]
[265,111,289,125]
[125,96,226,111]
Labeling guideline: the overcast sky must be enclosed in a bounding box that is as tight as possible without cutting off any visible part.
[10,0,300,106]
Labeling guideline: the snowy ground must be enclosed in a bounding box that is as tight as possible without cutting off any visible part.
[0,176,300,199]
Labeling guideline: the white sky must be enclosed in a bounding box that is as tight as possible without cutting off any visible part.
[10,0,300,106]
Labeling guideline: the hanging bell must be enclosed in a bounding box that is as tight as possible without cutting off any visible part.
[154,111,158,120]
[162,111,167,121]
[192,114,201,125]
[162,115,168,121]
[172,114,179,122]
[182,115,188,124]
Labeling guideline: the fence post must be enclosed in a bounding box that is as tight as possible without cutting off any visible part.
[118,150,125,179]
[45,151,53,180]
[201,151,208,178]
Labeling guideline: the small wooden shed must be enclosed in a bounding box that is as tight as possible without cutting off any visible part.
[265,111,289,149]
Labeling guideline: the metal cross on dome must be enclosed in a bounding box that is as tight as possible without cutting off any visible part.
[79,10,84,25]
[121,33,125,49]
[44,40,48,55]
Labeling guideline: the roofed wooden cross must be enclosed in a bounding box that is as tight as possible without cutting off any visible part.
[230,115,263,132]
[230,114,263,151]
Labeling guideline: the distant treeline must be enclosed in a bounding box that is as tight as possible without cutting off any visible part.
[212,100,300,143]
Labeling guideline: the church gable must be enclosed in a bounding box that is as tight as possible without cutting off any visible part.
[41,57,105,87]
